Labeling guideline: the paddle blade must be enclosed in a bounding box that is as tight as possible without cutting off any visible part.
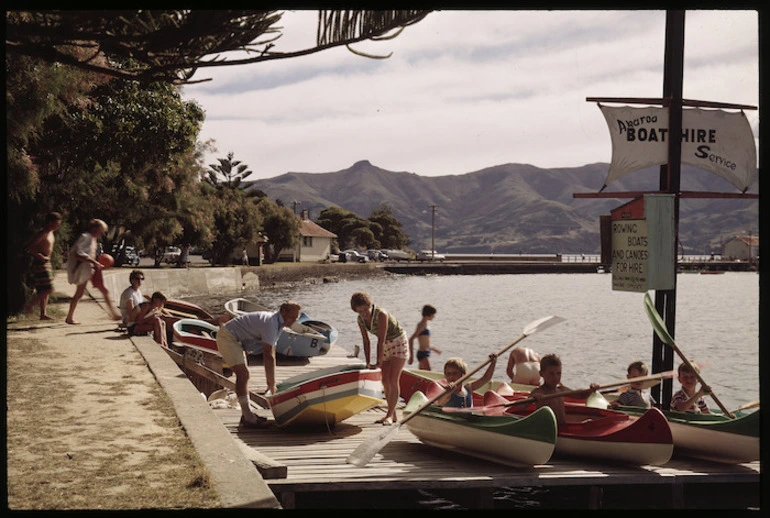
[643,292,675,345]
[346,423,401,467]
[586,391,610,409]
[523,315,566,336]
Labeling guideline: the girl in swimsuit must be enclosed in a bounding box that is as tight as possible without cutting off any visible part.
[436,355,498,408]
[351,291,409,425]
[408,304,442,370]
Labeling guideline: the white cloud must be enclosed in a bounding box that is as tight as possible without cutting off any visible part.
[182,10,759,180]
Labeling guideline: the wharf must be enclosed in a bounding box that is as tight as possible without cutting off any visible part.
[192,342,761,509]
[382,260,756,276]
[383,262,600,275]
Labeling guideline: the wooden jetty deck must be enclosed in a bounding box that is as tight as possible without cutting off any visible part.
[199,343,760,509]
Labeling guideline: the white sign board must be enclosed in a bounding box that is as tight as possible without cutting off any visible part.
[611,219,649,292]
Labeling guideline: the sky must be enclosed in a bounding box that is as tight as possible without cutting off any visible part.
[180,10,759,182]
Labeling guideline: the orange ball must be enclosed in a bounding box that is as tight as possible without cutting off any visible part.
[98,253,114,268]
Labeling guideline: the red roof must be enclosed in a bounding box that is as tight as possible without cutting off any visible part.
[298,217,337,238]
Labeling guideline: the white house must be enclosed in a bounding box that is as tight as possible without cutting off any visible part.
[721,235,758,261]
[278,210,338,263]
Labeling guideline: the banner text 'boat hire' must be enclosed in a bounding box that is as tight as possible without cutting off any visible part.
[598,105,757,191]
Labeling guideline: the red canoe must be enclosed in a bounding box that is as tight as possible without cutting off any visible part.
[484,391,674,465]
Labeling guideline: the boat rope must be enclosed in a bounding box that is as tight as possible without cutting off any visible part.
[322,385,334,435]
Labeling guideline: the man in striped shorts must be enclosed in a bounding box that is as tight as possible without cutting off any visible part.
[25,212,62,320]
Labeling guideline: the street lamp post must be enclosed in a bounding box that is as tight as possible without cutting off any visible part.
[428,204,437,260]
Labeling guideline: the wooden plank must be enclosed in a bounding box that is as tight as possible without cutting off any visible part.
[235,439,288,480]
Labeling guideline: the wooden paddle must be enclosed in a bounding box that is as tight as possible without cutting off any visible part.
[731,400,759,413]
[161,307,198,319]
[442,370,675,414]
[345,315,566,467]
[643,292,734,418]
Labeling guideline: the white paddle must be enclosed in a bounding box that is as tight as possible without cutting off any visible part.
[346,315,566,467]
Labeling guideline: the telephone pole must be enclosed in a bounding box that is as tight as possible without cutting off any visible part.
[429,204,438,259]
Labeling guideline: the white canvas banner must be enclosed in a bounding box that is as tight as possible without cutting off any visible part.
[599,105,757,191]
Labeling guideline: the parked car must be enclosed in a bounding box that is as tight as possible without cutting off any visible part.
[110,245,141,267]
[367,250,388,261]
[339,250,369,263]
[416,250,446,262]
[382,249,413,261]
[162,246,182,264]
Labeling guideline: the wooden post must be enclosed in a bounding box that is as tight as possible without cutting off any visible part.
[652,10,685,410]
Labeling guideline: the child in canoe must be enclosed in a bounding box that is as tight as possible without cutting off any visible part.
[530,353,600,425]
[610,361,657,409]
[436,354,498,408]
[671,361,711,413]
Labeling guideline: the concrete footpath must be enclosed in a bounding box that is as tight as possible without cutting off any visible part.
[7,271,280,509]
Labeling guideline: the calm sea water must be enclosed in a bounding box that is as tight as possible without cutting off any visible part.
[191,271,759,412]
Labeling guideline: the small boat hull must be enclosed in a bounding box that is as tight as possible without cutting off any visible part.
[159,297,216,320]
[556,406,674,465]
[171,318,228,370]
[618,406,760,464]
[266,365,384,428]
[496,393,674,465]
[225,298,338,358]
[403,391,558,467]
[154,297,217,345]
[224,297,269,317]
[172,318,220,355]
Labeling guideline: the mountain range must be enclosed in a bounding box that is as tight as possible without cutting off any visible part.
[247,160,759,255]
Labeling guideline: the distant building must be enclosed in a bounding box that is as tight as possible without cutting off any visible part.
[243,233,268,266]
[278,209,338,262]
[721,235,759,261]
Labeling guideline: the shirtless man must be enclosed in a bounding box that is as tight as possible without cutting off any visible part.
[25,212,62,320]
[506,346,542,386]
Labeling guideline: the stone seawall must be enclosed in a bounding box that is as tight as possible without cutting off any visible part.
[98,266,259,301]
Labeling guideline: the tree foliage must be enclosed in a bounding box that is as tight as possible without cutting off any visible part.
[368,203,409,249]
[32,68,207,254]
[204,151,253,189]
[4,10,429,316]
[260,204,300,264]
[316,204,408,250]
[6,10,432,84]
[206,186,266,266]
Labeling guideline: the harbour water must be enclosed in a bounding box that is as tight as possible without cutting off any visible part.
[192,271,759,412]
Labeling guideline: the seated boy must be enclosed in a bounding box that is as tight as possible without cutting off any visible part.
[610,361,656,409]
[530,353,599,425]
[671,361,711,413]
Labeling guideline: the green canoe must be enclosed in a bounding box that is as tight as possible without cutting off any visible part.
[403,391,558,467]
[616,406,760,464]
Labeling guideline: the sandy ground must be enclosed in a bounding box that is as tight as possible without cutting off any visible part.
[5,262,387,510]
[5,273,220,510]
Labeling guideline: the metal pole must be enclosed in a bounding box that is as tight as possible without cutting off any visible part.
[652,10,685,410]
[429,205,437,259]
